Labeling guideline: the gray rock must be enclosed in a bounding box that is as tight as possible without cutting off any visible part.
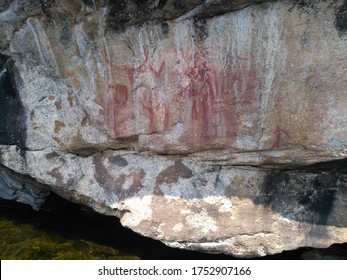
[0,0,347,257]
[0,166,49,210]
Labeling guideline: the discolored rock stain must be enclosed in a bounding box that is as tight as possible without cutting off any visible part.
[193,17,209,41]
[335,0,347,35]
[67,93,73,107]
[93,154,145,200]
[300,174,339,224]
[60,23,72,45]
[254,167,345,225]
[45,152,61,159]
[54,99,62,110]
[161,22,169,37]
[108,156,128,167]
[47,155,74,190]
[157,0,168,9]
[156,160,193,187]
[54,120,65,133]
[225,174,259,199]
[0,56,27,149]
[93,153,112,190]
[115,170,146,199]
[255,172,290,206]
[153,160,192,197]
[82,0,95,7]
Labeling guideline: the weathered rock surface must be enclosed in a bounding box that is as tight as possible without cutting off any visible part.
[0,0,347,257]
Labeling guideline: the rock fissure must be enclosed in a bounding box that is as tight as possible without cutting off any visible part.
[166,231,276,244]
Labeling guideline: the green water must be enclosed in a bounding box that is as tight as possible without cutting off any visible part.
[0,194,227,260]
[1,194,347,260]
[0,218,126,259]
[0,197,137,259]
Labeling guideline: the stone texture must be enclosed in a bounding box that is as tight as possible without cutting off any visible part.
[0,0,347,257]
[0,165,49,210]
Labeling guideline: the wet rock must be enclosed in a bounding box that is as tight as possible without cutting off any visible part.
[0,166,49,210]
[0,0,347,257]
[0,57,26,149]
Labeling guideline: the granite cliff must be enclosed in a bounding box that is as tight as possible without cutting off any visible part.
[0,0,347,257]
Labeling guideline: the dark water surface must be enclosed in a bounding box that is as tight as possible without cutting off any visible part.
[1,193,346,260]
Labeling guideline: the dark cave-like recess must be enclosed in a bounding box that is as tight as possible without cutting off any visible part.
[336,0,347,34]
[0,55,26,149]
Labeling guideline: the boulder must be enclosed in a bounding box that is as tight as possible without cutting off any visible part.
[0,0,347,257]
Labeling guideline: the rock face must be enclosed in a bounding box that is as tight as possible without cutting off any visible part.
[1,0,347,257]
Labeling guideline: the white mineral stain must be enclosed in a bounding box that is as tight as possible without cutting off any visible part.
[120,195,153,227]
[257,245,268,256]
[202,196,233,213]
[185,209,218,234]
[122,176,133,191]
[218,198,233,213]
[172,223,183,232]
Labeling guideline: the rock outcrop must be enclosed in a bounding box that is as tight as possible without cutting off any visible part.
[1,0,347,257]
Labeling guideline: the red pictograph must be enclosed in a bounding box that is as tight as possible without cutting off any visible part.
[102,43,263,148]
[103,44,168,136]
[270,126,289,150]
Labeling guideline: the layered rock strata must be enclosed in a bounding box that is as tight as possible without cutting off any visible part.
[0,0,347,257]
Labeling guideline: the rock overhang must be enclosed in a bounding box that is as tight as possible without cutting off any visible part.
[0,0,347,257]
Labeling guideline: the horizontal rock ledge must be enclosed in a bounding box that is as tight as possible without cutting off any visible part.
[0,0,347,257]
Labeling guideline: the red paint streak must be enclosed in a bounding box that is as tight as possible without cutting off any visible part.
[107,84,135,137]
[265,92,291,150]
[162,102,171,131]
[231,55,262,104]
[149,62,165,78]
[108,84,128,106]
[174,53,261,142]
[102,48,136,85]
[183,60,214,143]
[103,43,263,149]
[270,126,289,150]
[102,44,170,137]
[177,47,242,147]
[132,45,166,79]
[140,92,161,133]
[191,100,199,121]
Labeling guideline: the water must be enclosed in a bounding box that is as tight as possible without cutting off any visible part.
[0,194,227,260]
[0,193,346,260]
